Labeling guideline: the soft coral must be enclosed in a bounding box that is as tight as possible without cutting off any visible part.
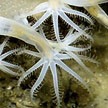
[17,28,97,106]
[18,0,93,41]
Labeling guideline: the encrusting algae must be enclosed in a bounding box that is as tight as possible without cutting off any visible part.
[0,0,108,108]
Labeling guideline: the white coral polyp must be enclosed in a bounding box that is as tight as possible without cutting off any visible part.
[18,0,93,41]
[17,29,97,106]
[18,50,87,106]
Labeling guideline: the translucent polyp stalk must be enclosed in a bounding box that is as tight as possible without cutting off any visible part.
[49,0,62,9]
[0,16,53,59]
[85,5,108,29]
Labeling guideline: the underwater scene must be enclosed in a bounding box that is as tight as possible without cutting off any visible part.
[0,0,108,108]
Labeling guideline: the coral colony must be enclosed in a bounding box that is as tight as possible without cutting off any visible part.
[0,0,108,107]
